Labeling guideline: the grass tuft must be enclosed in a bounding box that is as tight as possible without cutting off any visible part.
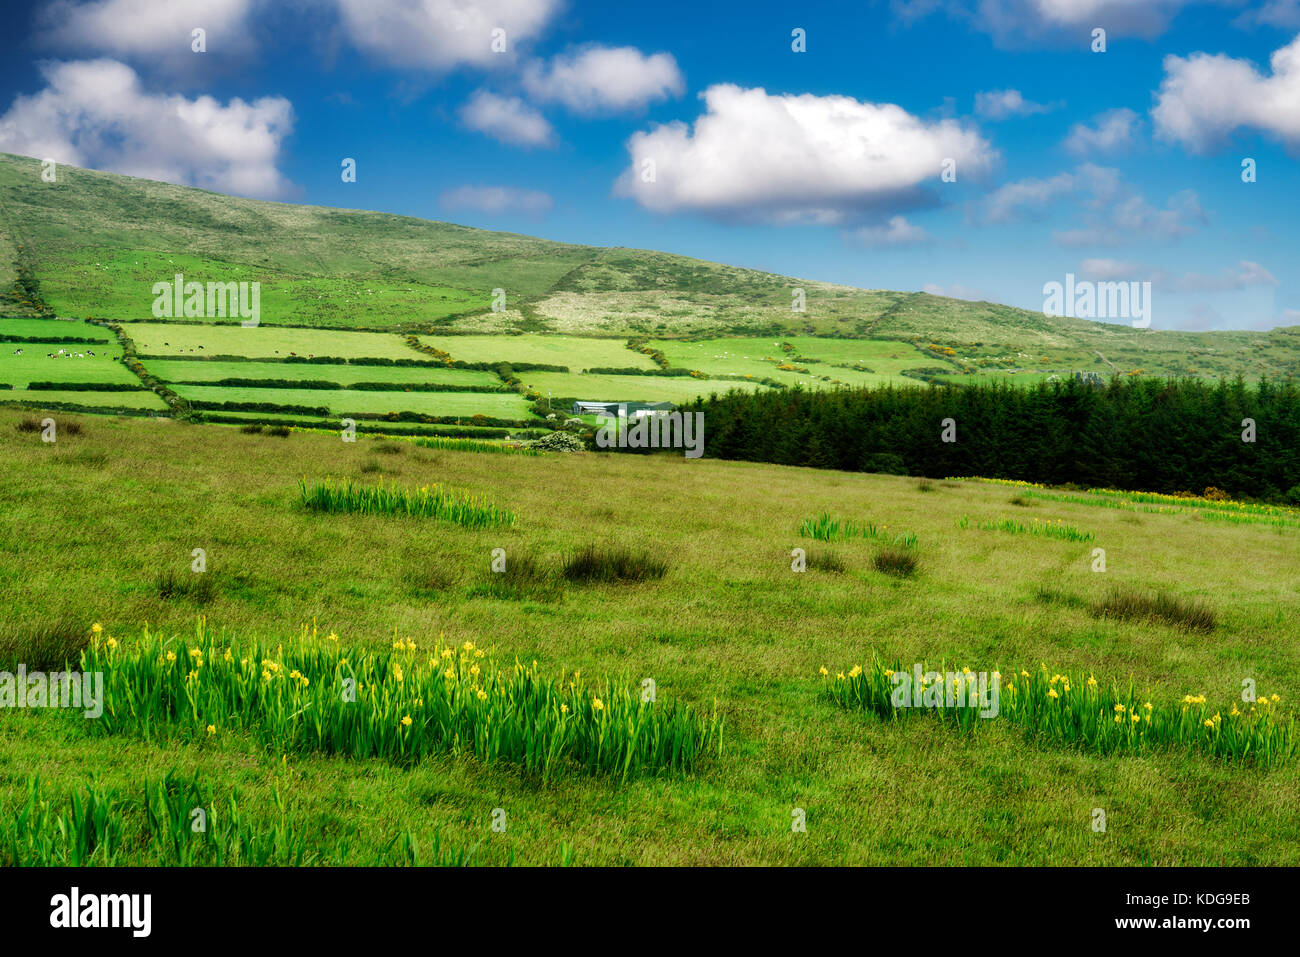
[873,546,919,578]
[562,545,668,583]
[1093,586,1216,632]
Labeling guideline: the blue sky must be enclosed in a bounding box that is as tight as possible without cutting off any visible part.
[2,0,1300,330]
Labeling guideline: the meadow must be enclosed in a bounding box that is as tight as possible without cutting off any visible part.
[649,336,938,388]
[172,385,537,420]
[38,249,487,328]
[419,334,658,371]
[122,323,418,360]
[139,359,502,389]
[515,370,766,404]
[1,407,1297,865]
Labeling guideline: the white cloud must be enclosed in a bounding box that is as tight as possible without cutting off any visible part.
[523,45,684,113]
[974,88,1059,119]
[847,216,931,246]
[616,84,997,225]
[1064,108,1140,155]
[921,282,989,301]
[975,164,1205,246]
[439,184,553,215]
[0,58,293,198]
[1079,258,1276,290]
[37,0,256,64]
[334,0,560,71]
[978,170,1076,224]
[459,90,554,146]
[1079,257,1141,280]
[1234,0,1300,28]
[1152,34,1300,153]
[898,1,1219,44]
[1151,260,1279,292]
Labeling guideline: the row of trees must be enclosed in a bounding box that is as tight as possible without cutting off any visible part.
[684,377,1300,502]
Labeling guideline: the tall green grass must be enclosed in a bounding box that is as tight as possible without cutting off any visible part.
[826,656,1295,763]
[299,478,515,528]
[79,621,722,782]
[800,513,917,547]
[413,436,538,455]
[956,514,1094,542]
[1,771,492,866]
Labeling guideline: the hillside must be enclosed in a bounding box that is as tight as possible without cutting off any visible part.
[3,149,1300,440]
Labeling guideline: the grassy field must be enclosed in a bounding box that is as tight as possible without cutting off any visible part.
[39,249,487,327]
[651,336,940,387]
[139,359,501,388]
[0,345,137,389]
[123,322,417,360]
[2,389,168,410]
[172,385,537,419]
[517,370,767,403]
[1,407,1296,865]
[420,334,658,371]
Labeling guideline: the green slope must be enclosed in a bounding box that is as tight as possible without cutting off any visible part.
[2,151,1299,379]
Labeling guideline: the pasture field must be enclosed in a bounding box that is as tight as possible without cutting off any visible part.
[123,322,416,360]
[0,343,137,388]
[651,337,939,388]
[172,385,538,420]
[0,317,112,340]
[2,389,168,410]
[1,408,1297,865]
[38,249,487,328]
[516,370,767,403]
[419,334,658,371]
[140,359,501,389]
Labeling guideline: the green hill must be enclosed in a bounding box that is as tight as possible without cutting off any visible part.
[2,150,1299,382]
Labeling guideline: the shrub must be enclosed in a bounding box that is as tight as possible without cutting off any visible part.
[862,452,908,475]
[238,424,263,434]
[562,545,668,583]
[530,431,586,452]
[15,415,43,433]
[267,426,291,438]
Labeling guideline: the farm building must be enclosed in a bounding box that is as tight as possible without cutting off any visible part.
[572,401,675,418]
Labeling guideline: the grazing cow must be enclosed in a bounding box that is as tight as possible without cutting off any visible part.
[46,353,53,358]
[87,351,95,357]
[13,349,21,355]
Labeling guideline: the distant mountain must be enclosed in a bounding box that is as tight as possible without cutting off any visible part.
[2,152,1297,380]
